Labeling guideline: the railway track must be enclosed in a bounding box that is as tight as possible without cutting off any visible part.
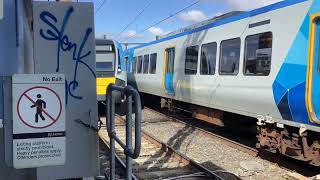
[143,107,258,157]
[99,139,127,179]
[99,116,237,180]
[143,107,320,178]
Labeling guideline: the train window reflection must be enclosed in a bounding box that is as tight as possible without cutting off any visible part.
[201,42,217,75]
[143,54,150,74]
[96,62,113,72]
[219,38,240,75]
[124,56,129,72]
[132,57,137,73]
[137,56,143,73]
[244,32,272,76]
[96,53,114,72]
[185,46,199,75]
[149,53,157,74]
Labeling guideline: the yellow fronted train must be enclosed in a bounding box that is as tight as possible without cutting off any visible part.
[95,38,126,112]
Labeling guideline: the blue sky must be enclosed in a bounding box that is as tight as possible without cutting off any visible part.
[79,0,282,43]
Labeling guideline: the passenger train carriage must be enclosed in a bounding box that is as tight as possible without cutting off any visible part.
[95,39,126,108]
[124,0,320,165]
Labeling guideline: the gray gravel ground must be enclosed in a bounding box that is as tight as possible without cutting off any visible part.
[139,109,303,180]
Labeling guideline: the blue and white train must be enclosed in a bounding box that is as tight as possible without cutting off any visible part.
[123,0,320,165]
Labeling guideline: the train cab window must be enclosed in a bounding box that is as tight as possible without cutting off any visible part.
[200,42,217,75]
[143,54,150,74]
[149,53,157,74]
[219,38,241,75]
[244,32,272,76]
[96,44,115,72]
[137,56,143,73]
[132,57,137,73]
[185,46,199,74]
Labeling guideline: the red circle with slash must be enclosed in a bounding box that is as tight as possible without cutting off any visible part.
[17,86,62,129]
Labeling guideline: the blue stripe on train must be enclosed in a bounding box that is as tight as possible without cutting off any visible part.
[273,0,320,126]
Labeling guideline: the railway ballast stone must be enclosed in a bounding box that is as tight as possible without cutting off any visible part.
[239,161,264,172]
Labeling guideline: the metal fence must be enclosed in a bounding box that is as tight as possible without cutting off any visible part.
[106,84,142,180]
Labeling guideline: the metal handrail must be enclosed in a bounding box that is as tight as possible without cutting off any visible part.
[106,84,141,180]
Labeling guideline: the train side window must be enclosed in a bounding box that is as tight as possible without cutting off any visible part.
[185,45,199,75]
[200,42,217,75]
[143,54,150,74]
[244,32,272,76]
[149,53,157,74]
[137,56,143,73]
[132,57,137,73]
[219,38,241,75]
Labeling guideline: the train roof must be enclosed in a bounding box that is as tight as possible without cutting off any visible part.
[127,0,308,51]
[160,11,244,39]
[95,38,114,45]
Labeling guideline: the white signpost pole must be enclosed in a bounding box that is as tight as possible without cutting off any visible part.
[33,2,98,178]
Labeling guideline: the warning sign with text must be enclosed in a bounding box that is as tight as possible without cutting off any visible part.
[12,74,66,169]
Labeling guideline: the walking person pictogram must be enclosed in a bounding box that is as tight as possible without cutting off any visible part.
[30,94,46,123]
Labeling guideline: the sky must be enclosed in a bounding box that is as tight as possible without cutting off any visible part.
[79,0,283,43]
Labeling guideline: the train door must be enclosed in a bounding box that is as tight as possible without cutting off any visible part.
[164,47,175,95]
[307,16,320,123]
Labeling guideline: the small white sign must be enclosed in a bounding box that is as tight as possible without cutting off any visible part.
[12,74,66,169]
[0,0,3,19]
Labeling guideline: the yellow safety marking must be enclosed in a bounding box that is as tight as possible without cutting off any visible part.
[96,77,116,95]
[306,13,320,123]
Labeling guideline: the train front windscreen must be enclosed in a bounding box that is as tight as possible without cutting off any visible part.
[96,43,116,101]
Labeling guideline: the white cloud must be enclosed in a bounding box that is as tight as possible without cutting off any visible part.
[123,30,143,39]
[148,27,167,36]
[123,30,136,38]
[178,10,207,23]
[223,0,282,11]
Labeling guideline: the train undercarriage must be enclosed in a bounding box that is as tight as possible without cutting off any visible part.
[143,94,320,166]
[257,123,320,166]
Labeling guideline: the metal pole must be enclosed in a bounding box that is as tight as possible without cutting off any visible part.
[107,88,116,180]
[125,94,133,180]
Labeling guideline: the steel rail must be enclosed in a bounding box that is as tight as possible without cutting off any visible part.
[144,107,259,157]
[99,115,233,180]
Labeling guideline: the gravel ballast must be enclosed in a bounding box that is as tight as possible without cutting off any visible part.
[139,109,303,180]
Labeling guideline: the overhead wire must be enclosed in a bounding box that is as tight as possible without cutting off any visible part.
[117,0,153,38]
[122,0,201,42]
[94,0,103,10]
[95,0,103,6]
[95,0,110,15]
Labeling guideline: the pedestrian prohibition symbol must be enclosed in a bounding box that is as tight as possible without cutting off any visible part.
[12,74,66,169]
[17,86,62,129]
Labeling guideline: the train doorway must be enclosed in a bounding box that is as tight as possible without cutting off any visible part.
[164,47,175,95]
[307,16,320,123]
[313,18,320,118]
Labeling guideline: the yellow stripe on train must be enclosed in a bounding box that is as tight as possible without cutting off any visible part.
[96,77,116,95]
